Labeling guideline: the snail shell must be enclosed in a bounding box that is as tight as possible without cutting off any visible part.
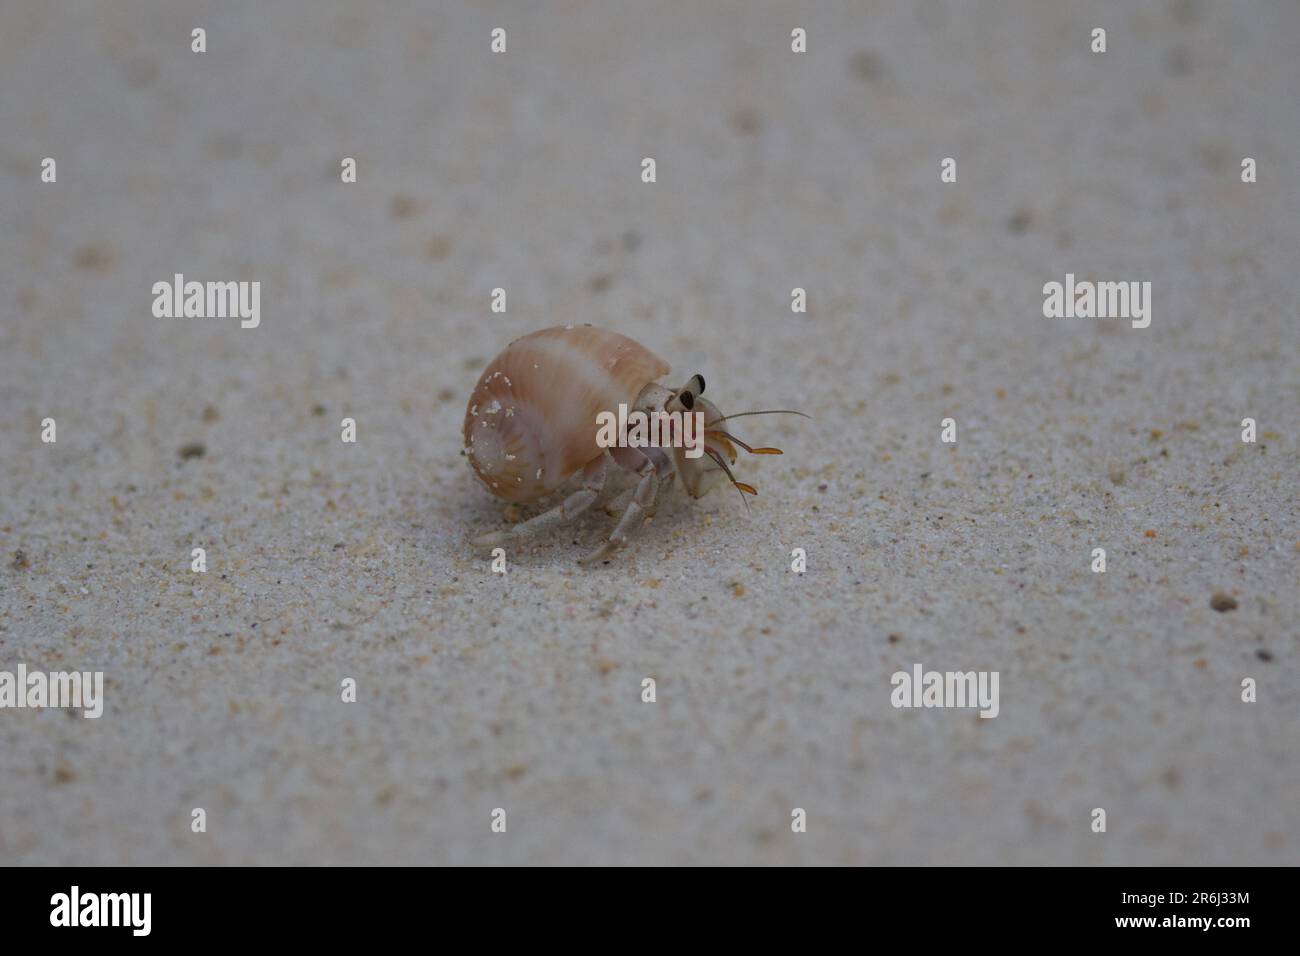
[463,325,671,502]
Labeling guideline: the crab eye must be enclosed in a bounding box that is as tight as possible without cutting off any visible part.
[678,391,695,410]
[690,374,705,395]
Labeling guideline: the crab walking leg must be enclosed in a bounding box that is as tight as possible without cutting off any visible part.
[601,485,635,516]
[601,445,674,516]
[473,452,609,549]
[580,446,663,563]
[602,471,672,516]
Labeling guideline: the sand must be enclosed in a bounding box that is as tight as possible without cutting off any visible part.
[1,0,1296,865]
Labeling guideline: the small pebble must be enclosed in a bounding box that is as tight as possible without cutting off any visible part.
[731,107,762,135]
[1007,207,1034,234]
[848,50,885,82]
[73,241,119,272]
[390,194,422,219]
[1209,592,1237,612]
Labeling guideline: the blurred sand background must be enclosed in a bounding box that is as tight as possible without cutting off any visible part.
[1,0,1297,864]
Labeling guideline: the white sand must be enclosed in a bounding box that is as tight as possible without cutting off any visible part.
[1,0,1296,864]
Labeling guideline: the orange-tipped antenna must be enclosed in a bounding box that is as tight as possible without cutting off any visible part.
[709,429,783,455]
[705,447,755,512]
[704,409,811,427]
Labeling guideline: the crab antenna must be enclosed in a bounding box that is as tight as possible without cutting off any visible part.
[708,429,782,455]
[705,447,755,513]
[704,409,811,427]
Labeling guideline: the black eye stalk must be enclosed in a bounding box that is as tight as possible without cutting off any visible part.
[677,373,706,411]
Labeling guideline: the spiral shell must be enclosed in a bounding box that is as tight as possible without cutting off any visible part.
[463,325,671,502]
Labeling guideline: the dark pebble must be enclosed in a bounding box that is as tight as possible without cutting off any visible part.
[1210,592,1238,612]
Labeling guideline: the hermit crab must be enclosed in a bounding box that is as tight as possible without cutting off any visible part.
[464,324,805,563]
